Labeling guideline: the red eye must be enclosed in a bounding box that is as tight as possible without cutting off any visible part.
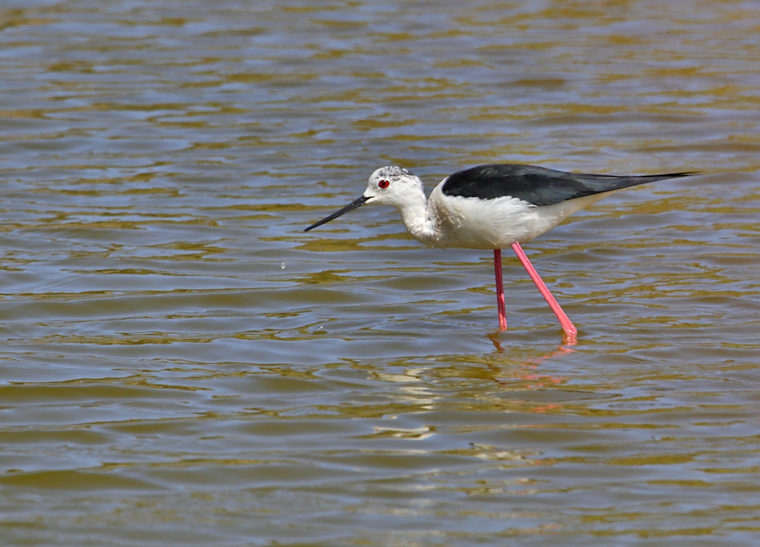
[378,179,390,189]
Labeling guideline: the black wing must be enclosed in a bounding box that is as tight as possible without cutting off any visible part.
[441,164,695,207]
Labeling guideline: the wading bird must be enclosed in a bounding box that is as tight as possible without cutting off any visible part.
[304,163,694,344]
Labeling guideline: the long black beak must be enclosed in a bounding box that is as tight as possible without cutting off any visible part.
[304,195,371,232]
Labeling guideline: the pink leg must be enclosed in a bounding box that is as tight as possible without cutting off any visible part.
[510,242,577,345]
[493,249,507,331]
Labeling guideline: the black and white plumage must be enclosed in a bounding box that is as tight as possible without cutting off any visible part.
[304,163,696,343]
[440,164,690,205]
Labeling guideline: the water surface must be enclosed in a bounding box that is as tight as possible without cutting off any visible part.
[1,0,759,545]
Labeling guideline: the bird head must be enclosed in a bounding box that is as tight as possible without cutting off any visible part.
[304,165,423,232]
[362,165,423,208]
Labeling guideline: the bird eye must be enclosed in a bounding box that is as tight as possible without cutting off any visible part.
[378,179,390,189]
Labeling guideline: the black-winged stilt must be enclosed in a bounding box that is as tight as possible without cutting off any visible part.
[304,163,695,344]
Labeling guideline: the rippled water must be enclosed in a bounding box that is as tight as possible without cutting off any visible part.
[1,0,759,544]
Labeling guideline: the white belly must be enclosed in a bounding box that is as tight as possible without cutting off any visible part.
[429,190,604,250]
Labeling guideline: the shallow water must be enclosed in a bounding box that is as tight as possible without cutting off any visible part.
[1,0,759,545]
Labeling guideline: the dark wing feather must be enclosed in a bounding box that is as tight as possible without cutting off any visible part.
[441,164,696,206]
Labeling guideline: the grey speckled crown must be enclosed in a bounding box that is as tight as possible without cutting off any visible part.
[375,165,414,178]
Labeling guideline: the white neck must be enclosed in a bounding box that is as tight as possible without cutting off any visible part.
[396,191,441,246]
